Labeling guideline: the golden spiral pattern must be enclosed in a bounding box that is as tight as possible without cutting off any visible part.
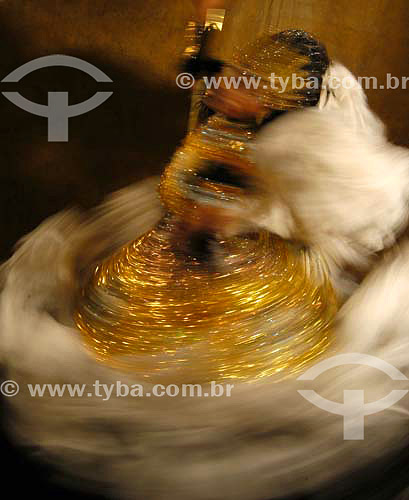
[160,116,258,221]
[75,216,337,383]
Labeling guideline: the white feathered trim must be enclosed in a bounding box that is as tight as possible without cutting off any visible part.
[1,181,409,499]
[318,61,385,136]
[252,63,409,292]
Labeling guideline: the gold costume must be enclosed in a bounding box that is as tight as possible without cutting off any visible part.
[75,30,337,383]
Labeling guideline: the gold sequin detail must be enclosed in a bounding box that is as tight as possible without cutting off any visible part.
[229,30,327,109]
[75,217,337,383]
[160,116,258,219]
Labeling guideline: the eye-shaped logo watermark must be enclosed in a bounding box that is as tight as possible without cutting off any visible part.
[297,353,408,440]
[2,55,113,142]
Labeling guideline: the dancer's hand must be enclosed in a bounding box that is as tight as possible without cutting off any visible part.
[204,67,269,121]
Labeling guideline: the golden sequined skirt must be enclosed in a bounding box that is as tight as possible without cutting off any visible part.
[75,215,337,383]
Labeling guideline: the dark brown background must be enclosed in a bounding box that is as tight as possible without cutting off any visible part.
[1,2,409,498]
